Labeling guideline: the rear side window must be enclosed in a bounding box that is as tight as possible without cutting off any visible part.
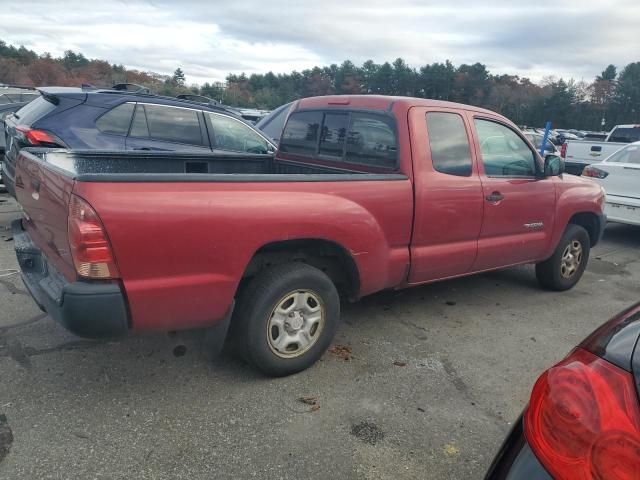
[426,112,472,176]
[143,104,202,145]
[13,96,56,126]
[608,127,640,143]
[96,103,134,135]
[280,111,322,155]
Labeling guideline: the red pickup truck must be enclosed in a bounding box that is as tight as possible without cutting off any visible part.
[12,95,606,376]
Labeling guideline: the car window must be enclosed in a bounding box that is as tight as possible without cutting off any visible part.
[129,104,150,137]
[0,94,10,105]
[12,96,57,126]
[608,127,640,143]
[345,113,397,169]
[280,111,322,155]
[207,112,270,154]
[605,144,640,164]
[426,112,472,176]
[319,113,348,157]
[475,119,537,177]
[256,102,293,142]
[95,103,135,136]
[143,104,202,145]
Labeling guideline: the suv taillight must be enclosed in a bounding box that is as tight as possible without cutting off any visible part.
[16,125,66,147]
[560,143,567,158]
[582,166,609,179]
[68,195,120,279]
[524,348,640,480]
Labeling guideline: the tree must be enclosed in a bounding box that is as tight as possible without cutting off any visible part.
[172,67,186,86]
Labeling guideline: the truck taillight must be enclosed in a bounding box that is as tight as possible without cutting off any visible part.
[560,143,567,158]
[16,125,66,148]
[582,166,609,179]
[68,195,120,279]
[524,348,640,480]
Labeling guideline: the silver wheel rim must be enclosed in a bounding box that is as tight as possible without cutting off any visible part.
[560,240,583,279]
[266,290,325,358]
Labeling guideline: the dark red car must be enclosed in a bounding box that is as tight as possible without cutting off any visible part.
[486,302,640,479]
[12,95,606,376]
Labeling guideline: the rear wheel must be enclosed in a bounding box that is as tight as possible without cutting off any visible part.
[233,262,340,377]
[536,224,590,291]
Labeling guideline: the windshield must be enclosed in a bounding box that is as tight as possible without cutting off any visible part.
[605,143,640,164]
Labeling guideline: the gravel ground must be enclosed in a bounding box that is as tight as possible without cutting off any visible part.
[1,192,638,479]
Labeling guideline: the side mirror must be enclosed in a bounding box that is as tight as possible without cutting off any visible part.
[544,154,565,176]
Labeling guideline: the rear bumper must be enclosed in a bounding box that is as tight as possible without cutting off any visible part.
[484,417,551,480]
[12,219,129,338]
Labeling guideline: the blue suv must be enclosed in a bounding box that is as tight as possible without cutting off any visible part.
[2,86,276,197]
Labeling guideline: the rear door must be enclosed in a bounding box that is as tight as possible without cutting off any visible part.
[408,107,484,283]
[125,103,212,152]
[470,116,556,270]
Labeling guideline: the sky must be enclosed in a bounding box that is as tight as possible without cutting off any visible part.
[1,0,639,85]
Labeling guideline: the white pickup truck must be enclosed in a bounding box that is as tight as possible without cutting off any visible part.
[561,124,640,174]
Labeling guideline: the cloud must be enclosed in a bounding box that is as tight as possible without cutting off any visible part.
[0,0,638,84]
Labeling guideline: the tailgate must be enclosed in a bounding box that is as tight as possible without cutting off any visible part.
[14,149,77,281]
[565,141,625,164]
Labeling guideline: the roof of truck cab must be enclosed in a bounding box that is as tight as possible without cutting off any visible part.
[294,95,501,117]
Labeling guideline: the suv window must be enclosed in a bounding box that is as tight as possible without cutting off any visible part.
[143,104,202,145]
[206,112,270,154]
[13,96,57,126]
[426,112,472,176]
[96,103,135,135]
[129,104,149,137]
[474,119,536,177]
[280,111,322,155]
[345,113,397,168]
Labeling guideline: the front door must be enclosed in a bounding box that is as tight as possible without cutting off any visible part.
[470,116,556,271]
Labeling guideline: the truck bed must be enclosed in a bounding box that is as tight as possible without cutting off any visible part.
[14,148,412,334]
[25,148,404,181]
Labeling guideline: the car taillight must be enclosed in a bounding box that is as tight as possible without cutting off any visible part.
[16,125,66,147]
[68,194,120,279]
[582,166,609,179]
[524,348,640,480]
[560,143,567,158]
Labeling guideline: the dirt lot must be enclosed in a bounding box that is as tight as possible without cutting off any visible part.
[1,192,639,480]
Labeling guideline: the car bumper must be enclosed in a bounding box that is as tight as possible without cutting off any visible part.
[12,219,129,338]
[1,161,14,197]
[484,417,551,480]
[604,195,640,227]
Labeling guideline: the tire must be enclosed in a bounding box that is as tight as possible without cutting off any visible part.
[233,262,340,377]
[536,224,590,291]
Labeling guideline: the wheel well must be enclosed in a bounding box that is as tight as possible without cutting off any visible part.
[569,212,599,246]
[242,239,360,300]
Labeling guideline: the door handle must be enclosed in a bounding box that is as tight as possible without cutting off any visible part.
[485,192,504,203]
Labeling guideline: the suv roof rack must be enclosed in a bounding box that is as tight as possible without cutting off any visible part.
[111,83,153,94]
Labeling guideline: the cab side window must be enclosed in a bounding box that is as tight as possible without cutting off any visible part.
[426,112,472,176]
[474,119,536,177]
